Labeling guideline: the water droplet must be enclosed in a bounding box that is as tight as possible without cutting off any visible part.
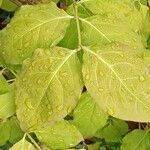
[31,62,35,67]
[85,74,90,80]
[120,54,124,58]
[56,105,63,111]
[48,104,51,110]
[37,79,42,84]
[22,78,27,82]
[24,42,30,48]
[99,72,104,76]
[98,88,104,92]
[107,108,114,116]
[139,76,145,82]
[25,100,34,109]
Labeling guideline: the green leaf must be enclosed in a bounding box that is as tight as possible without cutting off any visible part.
[0,89,15,120]
[15,47,83,132]
[96,118,128,142]
[0,0,18,12]
[82,42,150,122]
[58,19,78,49]
[121,129,150,150]
[70,92,108,138]
[0,74,9,95]
[88,143,100,150]
[0,2,72,65]
[9,116,24,144]
[9,137,36,150]
[0,121,10,146]
[35,120,83,149]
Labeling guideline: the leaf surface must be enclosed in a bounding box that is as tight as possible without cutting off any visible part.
[121,129,150,150]
[0,0,18,11]
[9,116,24,144]
[0,2,71,65]
[0,89,15,120]
[96,118,128,142]
[35,120,83,149]
[71,92,108,138]
[9,137,36,150]
[0,121,10,146]
[15,47,83,131]
[0,74,9,95]
[82,42,150,122]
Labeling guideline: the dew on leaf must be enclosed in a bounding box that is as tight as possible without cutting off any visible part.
[139,76,145,82]
[56,105,63,111]
[25,100,34,110]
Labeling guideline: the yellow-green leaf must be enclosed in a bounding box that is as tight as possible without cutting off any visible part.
[71,92,108,138]
[0,2,71,65]
[35,120,83,149]
[82,42,150,122]
[15,47,83,132]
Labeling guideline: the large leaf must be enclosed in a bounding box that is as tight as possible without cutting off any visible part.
[82,42,150,122]
[9,137,36,150]
[71,92,108,138]
[121,129,150,150]
[15,47,83,132]
[35,120,83,149]
[0,2,72,65]
[96,118,128,142]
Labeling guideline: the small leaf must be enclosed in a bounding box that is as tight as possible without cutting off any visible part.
[0,2,72,65]
[0,0,18,12]
[0,89,15,120]
[0,121,10,146]
[58,19,78,49]
[9,137,36,150]
[15,47,83,131]
[9,116,24,144]
[88,143,100,150]
[96,118,128,142]
[35,120,83,149]
[0,74,9,95]
[121,129,150,150]
[71,92,108,138]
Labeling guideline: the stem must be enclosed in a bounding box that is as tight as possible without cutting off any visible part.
[27,133,42,150]
[73,0,82,49]
[7,78,16,83]
[10,0,22,6]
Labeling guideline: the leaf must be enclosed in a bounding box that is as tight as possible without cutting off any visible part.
[35,120,83,149]
[121,129,150,150]
[9,116,24,144]
[0,0,18,12]
[80,14,143,53]
[58,19,78,49]
[0,74,9,95]
[70,92,108,138]
[9,137,36,150]
[0,121,10,146]
[77,0,148,29]
[88,143,100,150]
[96,118,128,142]
[0,2,72,65]
[15,47,83,132]
[82,42,150,122]
[0,89,15,120]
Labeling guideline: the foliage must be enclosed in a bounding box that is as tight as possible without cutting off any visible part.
[0,0,150,149]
